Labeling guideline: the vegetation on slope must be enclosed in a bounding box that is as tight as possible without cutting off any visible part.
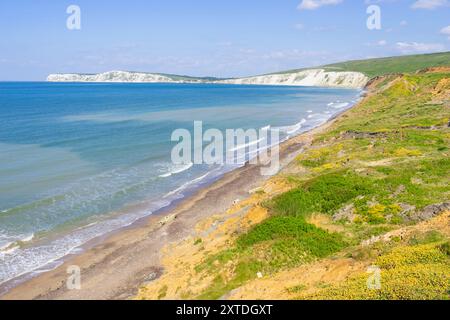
[137,59,449,301]
[193,69,450,300]
[300,240,450,300]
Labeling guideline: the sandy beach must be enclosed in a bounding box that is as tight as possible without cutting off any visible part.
[0,111,346,300]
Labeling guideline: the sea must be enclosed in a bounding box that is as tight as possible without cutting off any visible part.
[0,82,361,289]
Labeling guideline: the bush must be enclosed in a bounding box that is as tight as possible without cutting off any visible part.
[301,243,450,300]
[270,171,373,217]
[238,216,346,258]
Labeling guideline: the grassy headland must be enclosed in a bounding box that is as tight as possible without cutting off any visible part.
[323,51,450,78]
[137,57,450,300]
[274,51,450,78]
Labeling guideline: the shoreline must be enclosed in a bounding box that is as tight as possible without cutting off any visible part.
[0,101,360,300]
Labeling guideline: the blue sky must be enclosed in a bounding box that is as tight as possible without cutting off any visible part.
[0,0,449,80]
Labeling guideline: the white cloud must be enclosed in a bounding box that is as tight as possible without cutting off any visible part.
[367,40,388,46]
[441,26,450,34]
[313,25,338,32]
[411,0,449,10]
[395,41,445,54]
[217,41,233,47]
[441,25,450,40]
[294,23,305,30]
[297,0,343,10]
[364,0,402,4]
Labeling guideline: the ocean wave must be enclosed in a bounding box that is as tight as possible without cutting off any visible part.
[13,234,35,246]
[0,206,151,285]
[0,245,20,256]
[163,172,210,199]
[0,233,34,256]
[0,241,14,252]
[190,172,211,184]
[228,138,265,153]
[330,102,350,109]
[158,162,193,178]
[274,119,307,135]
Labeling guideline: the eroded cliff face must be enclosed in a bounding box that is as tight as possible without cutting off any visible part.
[47,69,369,89]
[216,69,369,88]
[47,71,182,83]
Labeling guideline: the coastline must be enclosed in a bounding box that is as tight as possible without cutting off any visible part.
[0,100,360,300]
[46,69,369,89]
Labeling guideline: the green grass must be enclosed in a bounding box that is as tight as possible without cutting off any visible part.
[238,216,345,257]
[319,73,450,138]
[274,153,449,225]
[323,52,450,78]
[196,215,346,300]
[269,171,373,217]
[408,231,446,246]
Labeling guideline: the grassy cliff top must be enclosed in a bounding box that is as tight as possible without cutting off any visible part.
[272,52,450,79]
[323,52,450,78]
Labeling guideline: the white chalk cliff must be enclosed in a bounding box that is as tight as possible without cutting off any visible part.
[46,71,196,83]
[47,69,369,89]
[216,69,369,89]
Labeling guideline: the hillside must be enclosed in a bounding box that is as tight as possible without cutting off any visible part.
[271,52,450,78]
[137,67,450,300]
[215,52,450,87]
[323,52,450,78]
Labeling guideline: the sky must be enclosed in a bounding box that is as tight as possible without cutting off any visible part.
[0,0,449,80]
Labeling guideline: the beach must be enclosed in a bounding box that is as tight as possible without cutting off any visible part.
[0,107,341,300]
[0,82,360,295]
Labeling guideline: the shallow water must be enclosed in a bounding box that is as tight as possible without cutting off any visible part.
[0,82,360,284]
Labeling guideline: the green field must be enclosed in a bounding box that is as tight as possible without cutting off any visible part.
[323,52,450,78]
[273,51,450,78]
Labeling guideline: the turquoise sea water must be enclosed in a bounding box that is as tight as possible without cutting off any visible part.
[0,82,360,286]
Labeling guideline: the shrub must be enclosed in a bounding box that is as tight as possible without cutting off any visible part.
[270,171,373,217]
[237,216,346,258]
[301,243,450,300]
